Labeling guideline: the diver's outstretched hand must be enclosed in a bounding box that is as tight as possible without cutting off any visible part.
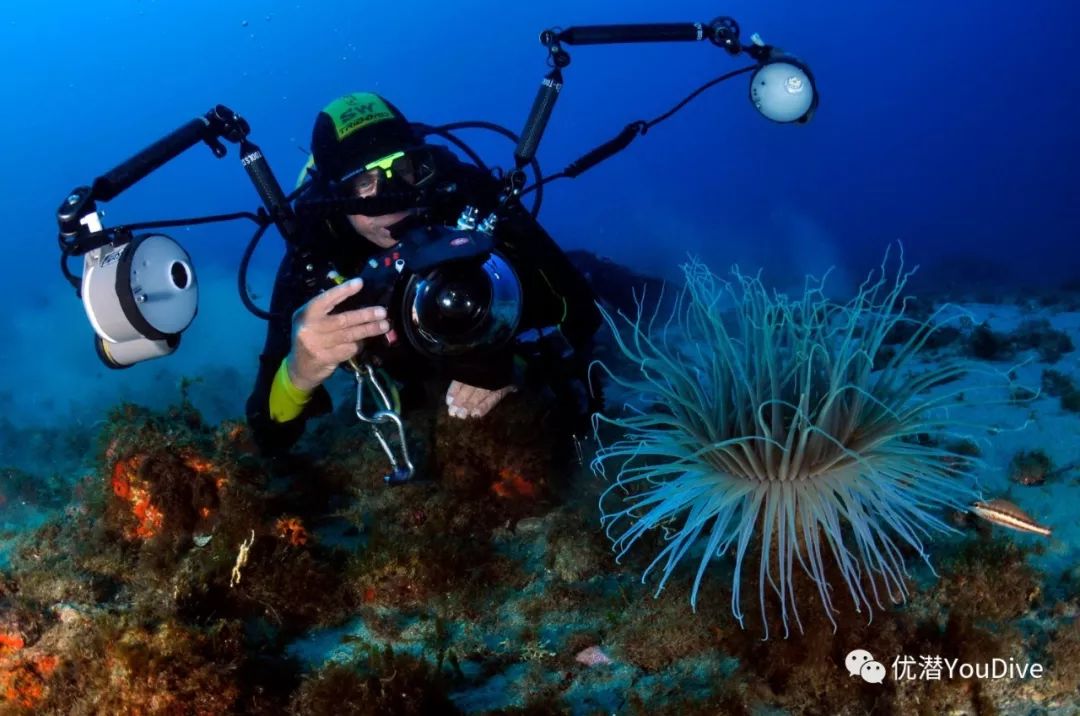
[287,278,391,392]
[446,380,516,419]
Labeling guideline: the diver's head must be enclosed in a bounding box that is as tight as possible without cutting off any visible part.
[342,150,421,249]
[310,91,420,248]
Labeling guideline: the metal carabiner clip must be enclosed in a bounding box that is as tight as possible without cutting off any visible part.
[352,361,415,485]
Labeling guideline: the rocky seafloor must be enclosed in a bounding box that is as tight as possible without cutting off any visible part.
[1,259,1079,715]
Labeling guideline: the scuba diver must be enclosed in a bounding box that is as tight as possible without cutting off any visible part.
[244,91,603,460]
[56,19,816,480]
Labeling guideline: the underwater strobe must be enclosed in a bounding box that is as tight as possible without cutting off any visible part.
[54,107,287,369]
[748,53,816,123]
[80,233,197,368]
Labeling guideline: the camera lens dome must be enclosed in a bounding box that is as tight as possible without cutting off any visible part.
[403,252,522,357]
[422,271,492,336]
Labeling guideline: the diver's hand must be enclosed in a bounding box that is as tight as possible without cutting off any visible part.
[287,278,391,393]
[445,380,516,419]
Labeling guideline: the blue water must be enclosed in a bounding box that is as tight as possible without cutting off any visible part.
[1,0,1077,430]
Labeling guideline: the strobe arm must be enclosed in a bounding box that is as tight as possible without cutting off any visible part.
[56,105,303,257]
[91,105,249,204]
[553,17,744,51]
[557,23,707,44]
[57,114,216,246]
[58,106,249,249]
[512,17,759,175]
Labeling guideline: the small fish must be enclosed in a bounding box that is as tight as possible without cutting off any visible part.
[970,499,1051,537]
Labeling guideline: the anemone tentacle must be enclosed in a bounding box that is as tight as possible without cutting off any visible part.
[591,246,994,638]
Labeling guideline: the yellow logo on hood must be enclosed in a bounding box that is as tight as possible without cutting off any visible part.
[325,92,395,141]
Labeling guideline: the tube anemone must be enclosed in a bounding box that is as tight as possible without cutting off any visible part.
[590,247,986,638]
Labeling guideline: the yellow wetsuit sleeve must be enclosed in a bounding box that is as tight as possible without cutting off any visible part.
[269,357,313,423]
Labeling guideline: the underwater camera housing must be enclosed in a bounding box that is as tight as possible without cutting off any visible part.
[330,207,522,363]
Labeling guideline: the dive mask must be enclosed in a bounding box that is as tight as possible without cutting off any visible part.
[339,147,439,197]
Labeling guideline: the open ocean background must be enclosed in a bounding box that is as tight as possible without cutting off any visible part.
[1,0,1076,432]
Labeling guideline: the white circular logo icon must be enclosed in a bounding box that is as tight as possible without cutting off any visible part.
[845,649,885,684]
[860,660,886,684]
[845,649,874,677]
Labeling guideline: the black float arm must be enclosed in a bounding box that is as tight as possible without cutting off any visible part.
[58,106,245,243]
[558,23,712,45]
[57,105,305,254]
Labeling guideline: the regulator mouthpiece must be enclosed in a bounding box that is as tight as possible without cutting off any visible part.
[81,233,198,368]
[749,57,817,124]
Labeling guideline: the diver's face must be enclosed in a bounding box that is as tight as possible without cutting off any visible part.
[346,166,416,249]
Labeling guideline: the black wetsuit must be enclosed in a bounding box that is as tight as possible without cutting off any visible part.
[244,148,602,457]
